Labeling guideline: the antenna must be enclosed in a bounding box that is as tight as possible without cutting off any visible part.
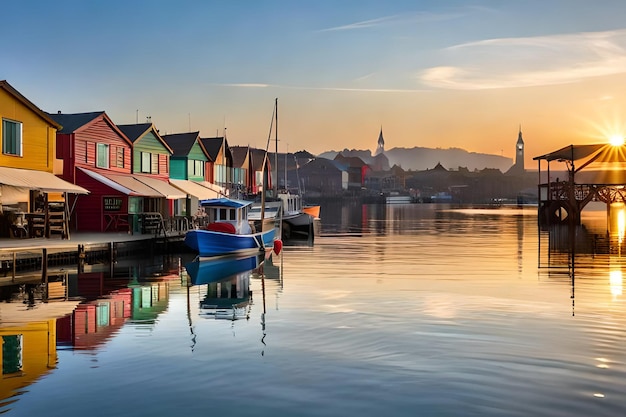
[136,109,138,124]
[188,113,191,132]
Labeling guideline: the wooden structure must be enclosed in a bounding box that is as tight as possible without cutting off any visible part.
[534,143,626,228]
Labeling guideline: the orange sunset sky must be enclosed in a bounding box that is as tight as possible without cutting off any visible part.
[3,1,626,168]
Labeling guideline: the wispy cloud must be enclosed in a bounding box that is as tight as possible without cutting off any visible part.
[319,11,461,32]
[211,82,424,93]
[419,29,626,90]
[213,83,271,88]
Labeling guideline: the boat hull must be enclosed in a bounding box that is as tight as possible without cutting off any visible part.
[184,228,275,257]
[282,212,314,241]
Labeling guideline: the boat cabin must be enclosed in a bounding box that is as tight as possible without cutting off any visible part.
[200,198,252,235]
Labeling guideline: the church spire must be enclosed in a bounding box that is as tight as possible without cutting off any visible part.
[375,126,385,156]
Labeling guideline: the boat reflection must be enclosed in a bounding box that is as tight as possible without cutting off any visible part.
[185,252,265,320]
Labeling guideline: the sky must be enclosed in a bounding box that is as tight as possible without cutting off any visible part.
[4,0,626,167]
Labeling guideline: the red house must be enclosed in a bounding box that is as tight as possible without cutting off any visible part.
[48,111,161,232]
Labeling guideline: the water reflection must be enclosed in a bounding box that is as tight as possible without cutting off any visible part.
[0,252,188,412]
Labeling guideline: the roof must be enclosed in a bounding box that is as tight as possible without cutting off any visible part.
[0,166,89,194]
[161,132,202,157]
[47,111,104,133]
[249,148,268,171]
[116,123,152,142]
[334,154,367,167]
[532,144,605,162]
[117,123,173,154]
[200,137,231,162]
[230,146,249,168]
[0,80,62,129]
[199,198,252,208]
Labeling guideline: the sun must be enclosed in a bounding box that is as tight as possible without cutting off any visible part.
[609,135,625,146]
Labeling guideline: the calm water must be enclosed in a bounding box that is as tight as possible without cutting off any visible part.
[2,203,626,417]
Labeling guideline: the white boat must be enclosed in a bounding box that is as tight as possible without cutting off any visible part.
[249,192,314,241]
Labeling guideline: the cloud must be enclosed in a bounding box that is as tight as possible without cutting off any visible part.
[319,11,462,32]
[212,83,270,88]
[419,29,626,90]
[212,82,424,93]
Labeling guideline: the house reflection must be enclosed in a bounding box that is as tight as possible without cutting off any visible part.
[1,266,180,412]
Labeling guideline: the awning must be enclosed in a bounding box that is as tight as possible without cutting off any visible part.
[134,175,186,199]
[198,181,226,196]
[78,168,163,197]
[169,179,222,200]
[0,166,89,194]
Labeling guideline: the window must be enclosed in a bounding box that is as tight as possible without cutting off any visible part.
[195,160,204,176]
[2,119,22,156]
[151,153,159,174]
[141,152,151,173]
[116,147,125,168]
[96,143,109,168]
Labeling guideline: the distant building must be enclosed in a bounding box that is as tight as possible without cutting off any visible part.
[298,158,348,197]
[506,126,525,175]
[371,127,390,171]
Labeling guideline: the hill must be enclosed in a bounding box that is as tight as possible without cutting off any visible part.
[319,147,513,172]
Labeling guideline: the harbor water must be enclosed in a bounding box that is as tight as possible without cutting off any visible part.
[2,203,626,416]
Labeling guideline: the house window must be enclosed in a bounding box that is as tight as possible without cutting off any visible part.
[117,147,125,168]
[151,153,159,174]
[195,160,204,176]
[2,118,22,156]
[96,143,109,168]
[141,152,151,173]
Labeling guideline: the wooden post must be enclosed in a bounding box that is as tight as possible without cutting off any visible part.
[42,248,48,301]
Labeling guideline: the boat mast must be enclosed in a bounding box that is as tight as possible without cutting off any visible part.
[261,99,278,224]
[273,97,278,197]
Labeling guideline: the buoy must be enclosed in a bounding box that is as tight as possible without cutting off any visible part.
[273,239,283,255]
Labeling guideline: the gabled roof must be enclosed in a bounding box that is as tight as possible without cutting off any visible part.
[47,111,104,133]
[117,123,151,142]
[161,131,205,158]
[117,123,173,154]
[47,111,133,146]
[0,80,61,129]
[200,137,230,162]
[230,146,249,168]
[249,148,268,171]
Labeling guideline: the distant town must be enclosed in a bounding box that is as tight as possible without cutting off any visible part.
[267,127,537,205]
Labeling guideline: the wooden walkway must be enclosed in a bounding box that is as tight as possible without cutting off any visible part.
[0,231,184,253]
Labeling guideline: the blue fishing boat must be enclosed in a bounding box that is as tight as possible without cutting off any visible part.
[184,198,275,257]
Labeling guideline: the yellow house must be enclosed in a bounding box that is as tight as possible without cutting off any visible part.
[0,80,88,238]
[0,80,60,172]
[0,320,58,407]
